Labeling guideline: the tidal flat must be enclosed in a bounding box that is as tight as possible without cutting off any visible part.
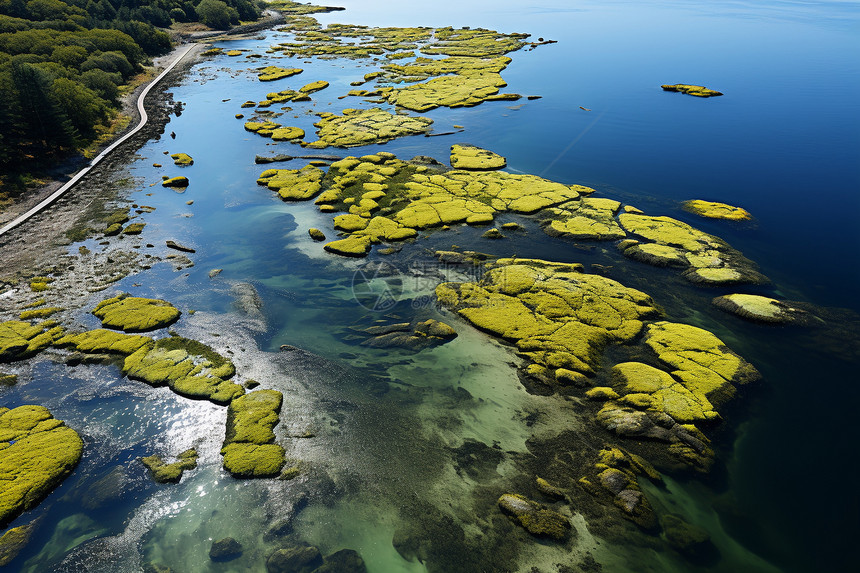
[1,1,858,572]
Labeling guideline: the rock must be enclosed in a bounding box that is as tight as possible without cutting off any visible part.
[482,228,504,239]
[271,127,305,141]
[0,406,84,527]
[122,223,146,235]
[266,545,323,573]
[92,294,180,332]
[209,537,243,561]
[0,321,60,363]
[324,236,372,257]
[209,268,223,278]
[681,200,751,221]
[661,84,723,97]
[543,197,626,240]
[0,522,34,566]
[165,240,195,253]
[161,176,189,188]
[536,477,566,500]
[257,66,303,81]
[0,373,17,386]
[170,153,193,166]
[221,390,286,478]
[497,493,571,540]
[308,228,326,241]
[712,293,807,324]
[584,386,619,400]
[450,144,506,170]
[140,449,198,483]
[316,549,367,573]
[232,282,263,319]
[299,80,329,94]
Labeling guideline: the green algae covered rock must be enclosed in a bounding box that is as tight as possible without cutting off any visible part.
[0,321,63,362]
[308,228,326,241]
[712,293,805,324]
[92,295,180,332]
[0,522,33,566]
[257,66,303,81]
[450,144,506,170]
[662,84,722,97]
[221,390,286,478]
[498,493,571,540]
[257,165,324,200]
[611,361,718,423]
[299,80,329,93]
[270,127,305,141]
[161,176,189,188]
[618,213,767,285]
[436,258,660,378]
[578,446,660,528]
[303,108,433,148]
[140,448,198,483]
[682,200,751,221]
[0,406,83,528]
[170,153,193,166]
[544,196,626,240]
[123,336,243,405]
[19,306,62,321]
[323,236,372,257]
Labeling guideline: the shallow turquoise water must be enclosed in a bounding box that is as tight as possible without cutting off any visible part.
[2,1,859,571]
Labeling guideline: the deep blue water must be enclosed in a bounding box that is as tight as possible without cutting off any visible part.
[2,1,859,571]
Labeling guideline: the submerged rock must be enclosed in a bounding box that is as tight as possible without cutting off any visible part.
[140,449,198,483]
[498,493,571,540]
[660,513,716,560]
[449,144,506,170]
[682,199,751,220]
[0,406,83,528]
[92,294,180,332]
[316,549,367,573]
[209,537,243,561]
[661,84,723,97]
[0,523,34,566]
[266,545,323,573]
[356,319,457,350]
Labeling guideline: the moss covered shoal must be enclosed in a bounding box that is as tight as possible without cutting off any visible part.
[681,200,751,221]
[170,153,194,166]
[661,84,723,97]
[0,406,83,528]
[257,66,303,82]
[141,449,198,483]
[302,108,433,148]
[92,294,181,332]
[618,213,767,285]
[123,336,243,405]
[450,144,506,170]
[221,390,286,478]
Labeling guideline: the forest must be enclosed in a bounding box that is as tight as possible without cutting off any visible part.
[0,0,263,186]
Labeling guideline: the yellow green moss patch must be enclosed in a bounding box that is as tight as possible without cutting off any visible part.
[323,236,372,257]
[610,361,718,423]
[662,84,723,97]
[56,329,152,355]
[141,448,198,483]
[122,222,146,235]
[270,127,305,141]
[498,493,571,540]
[257,165,325,200]
[299,80,329,93]
[19,307,62,321]
[257,66,303,81]
[1,321,62,362]
[170,153,194,166]
[0,522,33,566]
[450,144,506,170]
[712,293,805,324]
[543,196,625,240]
[221,390,286,478]
[123,336,243,405]
[681,199,751,221]
[92,294,180,332]
[0,406,83,528]
[308,228,326,241]
[303,108,433,148]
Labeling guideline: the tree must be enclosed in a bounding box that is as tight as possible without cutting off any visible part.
[11,58,78,150]
[196,0,232,30]
[50,76,107,135]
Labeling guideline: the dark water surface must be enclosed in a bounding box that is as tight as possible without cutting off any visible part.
[2,1,859,571]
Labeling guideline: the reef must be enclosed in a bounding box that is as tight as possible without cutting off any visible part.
[140,449,198,483]
[302,108,433,148]
[498,493,571,540]
[221,390,286,478]
[92,294,181,332]
[0,406,84,528]
[682,200,751,221]
[617,213,768,285]
[450,144,506,170]
[661,84,723,97]
[169,153,194,166]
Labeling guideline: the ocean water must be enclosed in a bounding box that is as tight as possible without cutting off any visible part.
[2,1,859,571]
